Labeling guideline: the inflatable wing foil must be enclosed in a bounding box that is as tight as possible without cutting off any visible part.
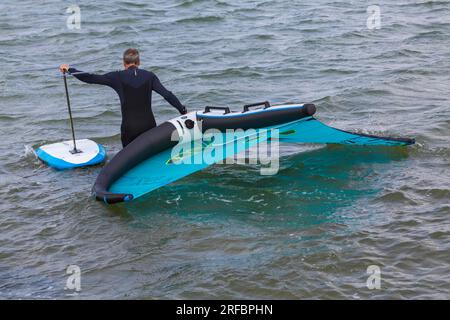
[92,102,414,204]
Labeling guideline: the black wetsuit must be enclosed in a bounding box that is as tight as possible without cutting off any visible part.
[68,66,186,147]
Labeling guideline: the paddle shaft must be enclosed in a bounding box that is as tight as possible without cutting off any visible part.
[63,71,80,153]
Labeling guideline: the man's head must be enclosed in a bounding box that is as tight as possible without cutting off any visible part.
[123,48,140,69]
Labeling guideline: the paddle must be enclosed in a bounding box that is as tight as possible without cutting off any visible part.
[62,70,81,154]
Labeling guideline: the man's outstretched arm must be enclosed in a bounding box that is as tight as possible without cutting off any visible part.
[152,74,187,114]
[59,64,116,87]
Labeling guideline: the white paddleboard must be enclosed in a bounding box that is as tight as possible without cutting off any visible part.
[36,139,106,170]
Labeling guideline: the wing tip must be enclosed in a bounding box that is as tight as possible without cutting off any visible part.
[92,188,134,204]
[304,103,316,116]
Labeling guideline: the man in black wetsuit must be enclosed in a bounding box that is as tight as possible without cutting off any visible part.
[59,48,187,147]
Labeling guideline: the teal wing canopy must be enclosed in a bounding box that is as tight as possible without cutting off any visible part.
[109,117,414,201]
[278,117,415,146]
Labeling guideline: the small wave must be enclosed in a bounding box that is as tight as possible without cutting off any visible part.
[298,28,322,34]
[426,7,450,14]
[23,145,37,158]
[0,115,23,121]
[251,34,275,40]
[21,144,44,169]
[37,110,119,125]
[198,67,263,79]
[175,0,206,8]
[93,133,122,146]
[396,1,450,8]
[372,48,423,60]
[429,230,450,240]
[405,30,448,42]
[117,1,148,8]
[312,96,333,104]
[393,68,436,76]
[107,17,144,25]
[105,25,142,36]
[373,191,418,206]
[415,188,450,200]
[319,68,357,75]
[356,88,393,96]
[310,96,344,113]
[96,110,120,118]
[339,30,369,40]
[229,6,263,15]
[175,15,224,24]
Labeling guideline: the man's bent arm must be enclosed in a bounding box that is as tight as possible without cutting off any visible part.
[152,75,186,114]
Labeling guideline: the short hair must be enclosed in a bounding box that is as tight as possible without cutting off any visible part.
[123,48,140,65]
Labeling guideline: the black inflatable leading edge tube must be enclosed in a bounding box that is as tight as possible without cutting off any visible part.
[200,103,316,132]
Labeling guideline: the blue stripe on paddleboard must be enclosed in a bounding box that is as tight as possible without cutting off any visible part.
[36,143,106,170]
